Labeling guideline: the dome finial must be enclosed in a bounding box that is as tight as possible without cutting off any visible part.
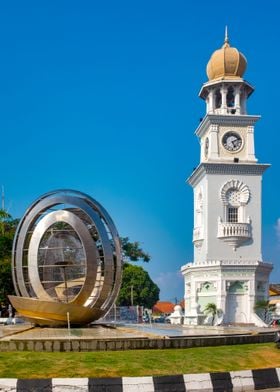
[225,26,229,43]
[223,26,229,47]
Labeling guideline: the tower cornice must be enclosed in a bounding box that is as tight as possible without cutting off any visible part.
[187,162,270,187]
[181,259,273,273]
[195,114,261,138]
[199,78,254,100]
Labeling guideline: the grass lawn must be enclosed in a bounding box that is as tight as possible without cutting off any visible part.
[0,343,279,378]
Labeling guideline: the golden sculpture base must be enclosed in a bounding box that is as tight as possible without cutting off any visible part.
[9,296,101,327]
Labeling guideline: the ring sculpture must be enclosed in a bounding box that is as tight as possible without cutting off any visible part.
[9,190,123,326]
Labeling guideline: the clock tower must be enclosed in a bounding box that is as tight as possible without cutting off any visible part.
[181,30,273,325]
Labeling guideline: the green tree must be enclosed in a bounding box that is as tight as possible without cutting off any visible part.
[0,210,17,302]
[0,256,14,302]
[0,209,11,236]
[0,236,13,259]
[117,263,159,308]
[117,237,159,308]
[204,302,218,325]
[121,237,150,262]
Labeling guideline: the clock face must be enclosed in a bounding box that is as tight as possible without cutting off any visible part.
[204,137,209,157]
[222,131,242,152]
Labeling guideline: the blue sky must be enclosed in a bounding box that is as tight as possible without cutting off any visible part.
[1,0,280,301]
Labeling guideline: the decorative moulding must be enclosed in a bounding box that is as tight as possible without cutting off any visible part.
[195,114,260,138]
[198,78,255,99]
[187,163,270,187]
[220,179,250,205]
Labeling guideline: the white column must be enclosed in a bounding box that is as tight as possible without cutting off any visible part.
[248,278,256,323]
[189,278,197,315]
[200,138,204,162]
[184,280,191,314]
[234,86,241,114]
[206,96,209,114]
[221,86,227,114]
[239,204,245,223]
[208,90,214,114]
[216,278,222,307]
[219,277,226,315]
[241,90,247,114]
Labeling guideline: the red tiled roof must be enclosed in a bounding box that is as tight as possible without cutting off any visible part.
[152,301,175,314]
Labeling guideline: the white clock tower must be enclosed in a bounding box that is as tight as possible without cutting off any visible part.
[181,31,273,326]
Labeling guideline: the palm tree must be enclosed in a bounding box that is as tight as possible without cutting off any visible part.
[204,302,218,325]
[254,299,274,323]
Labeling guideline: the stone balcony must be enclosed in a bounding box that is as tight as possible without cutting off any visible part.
[217,222,251,250]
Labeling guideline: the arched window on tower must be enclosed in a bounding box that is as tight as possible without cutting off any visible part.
[226,86,235,114]
[226,189,240,222]
[220,180,250,224]
[214,89,221,111]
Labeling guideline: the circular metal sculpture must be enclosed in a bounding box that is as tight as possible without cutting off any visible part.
[9,190,123,326]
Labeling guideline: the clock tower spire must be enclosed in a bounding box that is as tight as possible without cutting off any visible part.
[224,25,229,45]
[181,33,272,326]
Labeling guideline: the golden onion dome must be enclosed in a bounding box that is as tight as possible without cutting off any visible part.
[206,29,247,81]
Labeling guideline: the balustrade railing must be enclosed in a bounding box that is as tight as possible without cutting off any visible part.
[217,222,251,239]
